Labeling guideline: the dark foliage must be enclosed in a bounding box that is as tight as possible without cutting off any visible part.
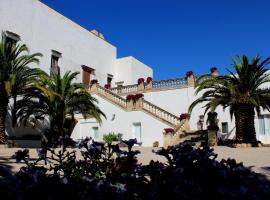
[146,77,153,84]
[0,141,270,200]
[137,78,145,85]
[186,71,194,77]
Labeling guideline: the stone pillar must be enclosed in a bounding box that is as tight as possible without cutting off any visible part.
[210,67,219,76]
[207,129,218,146]
[187,75,195,87]
[138,82,145,91]
[126,99,135,111]
[135,97,144,109]
[163,132,174,148]
[145,80,153,90]
[89,83,98,92]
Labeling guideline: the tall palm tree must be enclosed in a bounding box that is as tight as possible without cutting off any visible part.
[0,40,42,143]
[189,55,270,143]
[14,71,105,141]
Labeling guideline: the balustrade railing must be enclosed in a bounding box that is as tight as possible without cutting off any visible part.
[142,100,181,126]
[95,85,127,108]
[110,84,138,94]
[91,84,185,127]
[152,77,187,89]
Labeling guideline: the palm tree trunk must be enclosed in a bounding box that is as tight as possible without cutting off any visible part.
[234,104,257,143]
[0,84,8,144]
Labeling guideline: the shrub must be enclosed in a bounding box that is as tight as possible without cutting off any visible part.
[103,132,119,143]
[1,141,269,199]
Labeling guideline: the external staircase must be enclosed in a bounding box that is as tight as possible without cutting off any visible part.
[89,75,202,147]
[89,83,189,135]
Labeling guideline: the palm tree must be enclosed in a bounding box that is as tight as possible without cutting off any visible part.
[189,55,270,143]
[14,71,105,142]
[0,40,42,143]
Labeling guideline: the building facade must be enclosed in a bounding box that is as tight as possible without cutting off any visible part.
[1,0,270,146]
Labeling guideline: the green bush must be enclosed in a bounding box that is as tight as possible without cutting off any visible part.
[103,132,119,143]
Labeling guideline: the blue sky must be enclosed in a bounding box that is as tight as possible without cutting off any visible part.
[41,0,270,80]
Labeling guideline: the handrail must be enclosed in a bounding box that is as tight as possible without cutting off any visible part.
[142,99,181,126]
[110,84,138,94]
[95,85,127,108]
[152,77,187,89]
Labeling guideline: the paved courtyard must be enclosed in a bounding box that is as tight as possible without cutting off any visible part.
[1,146,270,178]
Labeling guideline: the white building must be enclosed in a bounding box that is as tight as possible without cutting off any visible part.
[1,0,270,146]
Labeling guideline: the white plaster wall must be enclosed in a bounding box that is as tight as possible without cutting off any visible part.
[144,87,235,139]
[0,0,116,86]
[114,56,153,85]
[71,94,168,147]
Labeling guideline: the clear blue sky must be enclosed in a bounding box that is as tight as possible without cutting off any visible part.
[41,0,270,80]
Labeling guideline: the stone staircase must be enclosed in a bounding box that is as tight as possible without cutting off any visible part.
[89,83,189,134]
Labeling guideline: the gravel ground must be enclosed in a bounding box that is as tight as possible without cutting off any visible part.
[1,146,270,178]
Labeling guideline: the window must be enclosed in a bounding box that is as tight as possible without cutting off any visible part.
[82,65,95,85]
[50,50,61,76]
[3,31,20,45]
[132,122,142,143]
[107,74,113,85]
[92,127,99,140]
[221,122,228,133]
[258,115,270,135]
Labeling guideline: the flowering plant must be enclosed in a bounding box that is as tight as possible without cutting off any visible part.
[126,94,135,101]
[210,67,217,73]
[90,79,98,84]
[146,77,153,84]
[186,71,193,77]
[134,93,144,99]
[126,93,144,101]
[137,78,145,85]
[207,124,219,131]
[163,128,175,134]
[179,113,190,121]
[104,83,111,89]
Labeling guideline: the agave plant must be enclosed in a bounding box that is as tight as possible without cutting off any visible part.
[189,55,270,143]
[14,71,106,141]
[0,40,42,143]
